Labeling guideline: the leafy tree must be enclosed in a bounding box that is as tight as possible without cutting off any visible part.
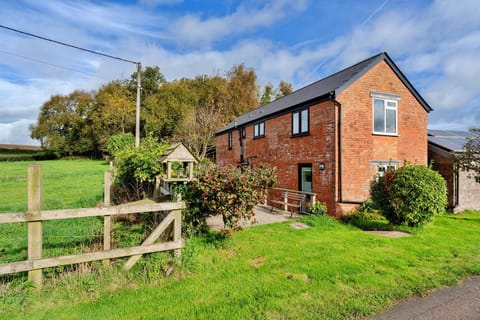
[174,75,228,160]
[259,80,293,106]
[225,64,258,120]
[107,133,135,156]
[93,81,136,151]
[128,66,166,108]
[276,80,293,98]
[259,83,274,106]
[30,91,97,157]
[143,79,193,139]
[371,163,447,226]
[455,128,480,182]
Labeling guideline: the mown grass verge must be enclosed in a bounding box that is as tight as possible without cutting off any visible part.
[1,211,479,319]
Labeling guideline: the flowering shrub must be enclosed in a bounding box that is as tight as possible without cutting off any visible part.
[182,165,276,237]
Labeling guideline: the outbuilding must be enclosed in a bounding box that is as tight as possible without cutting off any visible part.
[428,130,480,211]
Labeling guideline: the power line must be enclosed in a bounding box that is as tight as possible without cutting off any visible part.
[0,49,110,80]
[0,24,138,65]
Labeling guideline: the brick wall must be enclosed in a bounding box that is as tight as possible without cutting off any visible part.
[217,100,338,214]
[337,60,428,203]
[217,59,429,216]
[428,146,455,207]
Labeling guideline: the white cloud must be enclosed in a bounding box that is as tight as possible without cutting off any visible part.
[0,119,39,145]
[1,0,480,146]
[168,0,308,47]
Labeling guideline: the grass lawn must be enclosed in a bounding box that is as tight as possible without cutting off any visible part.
[2,211,479,319]
[0,160,108,263]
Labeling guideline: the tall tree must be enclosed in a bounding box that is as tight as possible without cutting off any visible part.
[92,81,136,151]
[276,80,293,98]
[259,83,274,106]
[30,91,96,156]
[174,75,228,160]
[225,64,258,120]
[143,79,193,139]
[456,128,480,182]
[259,80,293,106]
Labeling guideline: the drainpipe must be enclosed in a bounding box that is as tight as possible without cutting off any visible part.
[239,128,244,164]
[330,93,343,203]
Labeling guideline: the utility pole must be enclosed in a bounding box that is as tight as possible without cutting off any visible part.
[135,62,142,148]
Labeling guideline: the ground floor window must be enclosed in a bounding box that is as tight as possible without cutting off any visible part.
[371,160,400,177]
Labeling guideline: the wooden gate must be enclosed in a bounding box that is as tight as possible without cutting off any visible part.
[0,164,184,288]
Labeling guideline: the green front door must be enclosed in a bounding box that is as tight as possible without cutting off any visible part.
[299,165,312,193]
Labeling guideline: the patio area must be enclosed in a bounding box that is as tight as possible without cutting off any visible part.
[206,205,301,230]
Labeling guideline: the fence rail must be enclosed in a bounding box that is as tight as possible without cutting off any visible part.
[0,164,184,289]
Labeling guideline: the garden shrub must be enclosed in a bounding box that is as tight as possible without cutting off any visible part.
[112,136,168,203]
[370,162,447,226]
[106,133,135,156]
[307,202,327,215]
[181,164,276,237]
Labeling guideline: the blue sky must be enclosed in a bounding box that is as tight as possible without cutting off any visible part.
[0,0,479,145]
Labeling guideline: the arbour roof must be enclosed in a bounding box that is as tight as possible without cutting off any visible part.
[217,51,432,135]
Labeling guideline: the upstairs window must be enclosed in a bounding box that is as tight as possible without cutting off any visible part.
[292,108,309,136]
[254,122,265,138]
[372,92,399,135]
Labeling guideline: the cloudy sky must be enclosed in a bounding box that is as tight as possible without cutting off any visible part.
[0,0,479,145]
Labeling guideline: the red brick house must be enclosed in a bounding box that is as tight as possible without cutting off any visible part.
[216,52,432,216]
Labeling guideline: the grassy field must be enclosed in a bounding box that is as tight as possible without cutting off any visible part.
[0,160,108,213]
[1,211,479,319]
[0,160,109,263]
[1,159,479,319]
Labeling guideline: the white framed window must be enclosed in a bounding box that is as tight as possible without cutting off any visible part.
[377,163,397,177]
[371,160,400,178]
[371,92,400,135]
[292,108,309,135]
[254,122,265,138]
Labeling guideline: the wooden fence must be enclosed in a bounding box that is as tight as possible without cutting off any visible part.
[0,164,185,288]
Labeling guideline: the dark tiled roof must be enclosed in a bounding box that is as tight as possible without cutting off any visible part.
[428,129,472,152]
[217,51,432,135]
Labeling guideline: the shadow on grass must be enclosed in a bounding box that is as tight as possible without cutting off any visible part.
[340,211,418,234]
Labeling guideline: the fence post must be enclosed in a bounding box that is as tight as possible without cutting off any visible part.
[173,210,182,258]
[283,192,288,211]
[27,164,42,288]
[103,172,112,265]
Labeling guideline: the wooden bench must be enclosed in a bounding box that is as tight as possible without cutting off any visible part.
[270,191,306,216]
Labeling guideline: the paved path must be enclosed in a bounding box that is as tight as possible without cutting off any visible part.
[206,205,300,230]
[371,276,480,319]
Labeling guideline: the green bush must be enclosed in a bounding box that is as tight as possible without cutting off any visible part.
[112,136,168,203]
[371,163,447,226]
[106,133,135,156]
[181,164,276,237]
[307,202,327,215]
